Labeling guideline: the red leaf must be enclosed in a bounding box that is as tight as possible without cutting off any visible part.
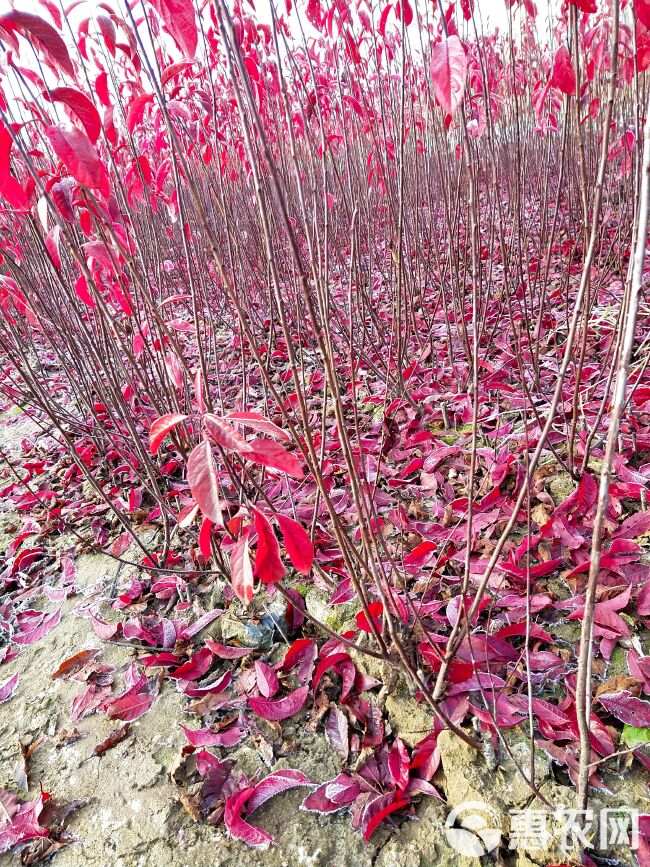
[0,790,49,852]
[45,125,110,196]
[161,60,194,86]
[325,705,349,760]
[404,540,437,566]
[0,673,19,703]
[51,649,98,680]
[246,769,313,815]
[388,737,410,791]
[614,510,650,539]
[169,647,213,681]
[48,87,101,143]
[231,533,254,604]
[75,275,95,307]
[95,71,111,107]
[302,773,360,813]
[254,660,279,699]
[224,788,273,848]
[312,653,351,694]
[276,514,313,575]
[0,121,28,210]
[106,692,155,722]
[149,413,187,455]
[199,516,212,558]
[92,723,131,756]
[183,670,231,697]
[363,796,410,841]
[598,691,650,727]
[379,4,392,38]
[281,638,318,682]
[430,36,468,116]
[398,0,413,26]
[356,601,383,634]
[96,14,116,55]
[226,411,290,442]
[248,684,308,721]
[205,641,251,659]
[637,0,650,28]
[187,439,223,525]
[14,608,61,645]
[71,684,112,720]
[204,412,253,454]
[0,10,74,77]
[181,724,245,747]
[246,438,304,479]
[45,227,61,268]
[253,508,285,584]
[460,0,474,20]
[127,93,154,134]
[550,45,576,95]
[149,0,198,59]
[90,614,119,640]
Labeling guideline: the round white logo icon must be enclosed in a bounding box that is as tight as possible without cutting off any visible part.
[444,800,503,857]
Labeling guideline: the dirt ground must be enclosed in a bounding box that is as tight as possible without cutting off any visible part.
[0,409,645,867]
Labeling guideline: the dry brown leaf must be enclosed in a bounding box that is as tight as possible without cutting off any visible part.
[595,675,641,697]
[51,649,99,680]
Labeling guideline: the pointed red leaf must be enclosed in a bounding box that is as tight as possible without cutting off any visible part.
[388,737,410,791]
[0,10,74,77]
[205,642,251,659]
[0,120,28,210]
[48,87,101,143]
[248,684,308,721]
[231,533,254,604]
[276,514,313,575]
[224,788,273,848]
[312,652,352,694]
[363,796,410,841]
[90,614,119,640]
[254,660,279,699]
[0,673,19,704]
[598,691,650,727]
[550,45,576,95]
[302,774,359,813]
[127,93,154,134]
[246,769,313,815]
[161,60,194,86]
[430,36,468,116]
[246,438,304,479]
[204,412,253,454]
[169,647,213,681]
[149,0,198,59]
[226,412,290,442]
[325,705,349,760]
[149,413,187,455]
[199,516,212,558]
[96,14,116,55]
[183,670,231,697]
[14,608,61,645]
[45,125,109,195]
[356,601,384,634]
[253,508,285,584]
[181,724,245,747]
[95,71,111,107]
[106,692,155,722]
[187,439,223,525]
